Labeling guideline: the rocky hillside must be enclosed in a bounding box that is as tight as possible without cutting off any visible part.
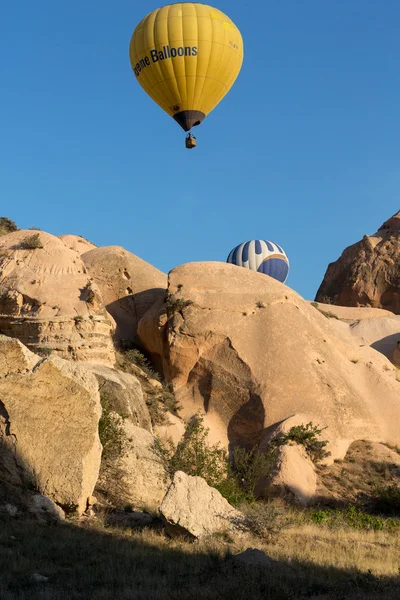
[315,210,400,312]
[0,217,399,550]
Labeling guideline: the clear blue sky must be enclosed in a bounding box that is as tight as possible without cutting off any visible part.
[1,1,399,300]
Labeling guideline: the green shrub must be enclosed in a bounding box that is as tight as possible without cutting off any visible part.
[99,393,126,460]
[36,347,53,357]
[147,382,181,421]
[124,348,161,381]
[0,217,18,236]
[271,422,331,463]
[229,446,275,497]
[165,295,193,316]
[23,233,43,249]
[372,484,400,515]
[157,417,276,506]
[216,475,253,506]
[160,415,227,488]
[241,501,284,538]
[320,309,339,319]
[146,384,182,427]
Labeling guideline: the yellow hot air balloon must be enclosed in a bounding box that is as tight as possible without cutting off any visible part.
[129,3,243,148]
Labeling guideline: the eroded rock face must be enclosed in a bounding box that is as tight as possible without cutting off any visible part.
[154,413,185,448]
[138,262,400,464]
[0,339,102,514]
[159,471,245,539]
[258,445,317,506]
[315,211,400,313]
[347,316,400,361]
[95,422,170,511]
[0,334,39,374]
[85,363,152,432]
[82,246,167,347]
[392,342,400,366]
[0,230,115,364]
[59,234,97,255]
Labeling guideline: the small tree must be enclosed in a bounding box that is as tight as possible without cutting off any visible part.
[165,415,227,488]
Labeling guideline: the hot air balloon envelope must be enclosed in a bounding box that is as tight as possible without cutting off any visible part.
[227,240,290,283]
[129,3,244,131]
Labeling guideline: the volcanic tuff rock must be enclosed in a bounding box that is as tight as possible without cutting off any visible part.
[85,363,152,432]
[256,425,318,506]
[267,445,317,505]
[96,421,170,511]
[0,230,115,364]
[138,262,400,466]
[159,471,245,539]
[315,211,400,313]
[309,303,400,363]
[59,234,97,255]
[308,302,394,321]
[392,341,400,366]
[82,246,167,347]
[154,412,185,447]
[0,338,102,514]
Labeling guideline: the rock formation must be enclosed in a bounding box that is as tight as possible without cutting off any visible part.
[82,246,167,348]
[159,471,245,539]
[315,211,400,313]
[96,421,170,511]
[0,230,115,364]
[138,262,400,467]
[86,363,152,432]
[0,337,102,514]
[59,234,97,255]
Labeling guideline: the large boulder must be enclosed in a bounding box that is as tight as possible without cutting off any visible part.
[0,338,102,514]
[315,211,400,313]
[95,422,170,511]
[138,262,400,464]
[0,230,115,364]
[85,363,152,432]
[159,471,245,539]
[82,246,167,347]
[0,334,39,374]
[257,444,317,506]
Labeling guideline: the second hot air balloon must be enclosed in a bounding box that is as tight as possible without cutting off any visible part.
[227,240,290,283]
[129,3,244,148]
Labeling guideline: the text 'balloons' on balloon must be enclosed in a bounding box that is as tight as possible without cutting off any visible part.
[129,3,244,134]
[227,240,290,283]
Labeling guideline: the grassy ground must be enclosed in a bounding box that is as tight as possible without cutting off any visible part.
[0,506,399,600]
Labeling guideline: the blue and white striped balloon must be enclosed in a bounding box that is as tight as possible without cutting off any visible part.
[227,240,289,283]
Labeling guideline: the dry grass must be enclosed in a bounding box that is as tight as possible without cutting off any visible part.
[0,508,399,600]
[271,524,400,576]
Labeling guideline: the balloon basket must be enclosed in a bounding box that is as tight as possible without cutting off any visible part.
[185,135,197,149]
